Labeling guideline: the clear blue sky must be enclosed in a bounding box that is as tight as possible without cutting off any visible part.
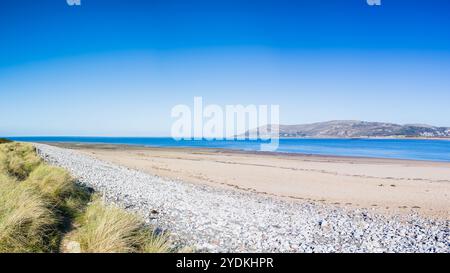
[1,0,450,136]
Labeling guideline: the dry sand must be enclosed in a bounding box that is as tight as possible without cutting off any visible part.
[50,143,450,219]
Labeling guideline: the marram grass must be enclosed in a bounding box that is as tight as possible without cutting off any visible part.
[0,142,41,180]
[27,165,76,202]
[0,142,174,253]
[72,199,171,253]
[0,176,56,252]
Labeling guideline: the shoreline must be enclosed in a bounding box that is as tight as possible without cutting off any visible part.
[279,136,450,141]
[27,140,450,164]
[45,142,450,219]
[8,136,450,140]
[34,143,450,252]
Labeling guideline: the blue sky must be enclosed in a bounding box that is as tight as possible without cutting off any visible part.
[1,0,450,136]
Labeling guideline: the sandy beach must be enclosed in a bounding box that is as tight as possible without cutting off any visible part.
[48,143,450,219]
[34,143,450,252]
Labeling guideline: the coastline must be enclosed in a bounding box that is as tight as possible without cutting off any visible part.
[33,143,450,252]
[45,142,450,219]
[9,136,450,163]
[278,136,450,141]
[41,140,450,164]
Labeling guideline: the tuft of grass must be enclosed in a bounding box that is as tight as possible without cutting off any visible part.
[0,143,41,180]
[25,164,91,220]
[0,177,57,253]
[140,230,172,253]
[26,165,75,202]
[0,152,7,173]
[59,187,92,219]
[72,200,171,253]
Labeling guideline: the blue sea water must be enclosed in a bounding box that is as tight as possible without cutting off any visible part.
[7,137,450,162]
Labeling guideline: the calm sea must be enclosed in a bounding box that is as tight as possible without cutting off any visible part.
[8,137,450,162]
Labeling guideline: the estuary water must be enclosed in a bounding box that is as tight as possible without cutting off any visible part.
[8,137,450,162]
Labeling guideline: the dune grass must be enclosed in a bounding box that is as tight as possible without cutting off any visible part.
[0,143,58,252]
[72,200,171,253]
[0,142,41,180]
[26,164,91,218]
[0,142,174,253]
[0,173,57,252]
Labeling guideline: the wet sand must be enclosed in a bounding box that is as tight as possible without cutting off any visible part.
[48,142,450,219]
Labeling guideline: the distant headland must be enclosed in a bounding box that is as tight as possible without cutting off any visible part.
[246,120,450,139]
